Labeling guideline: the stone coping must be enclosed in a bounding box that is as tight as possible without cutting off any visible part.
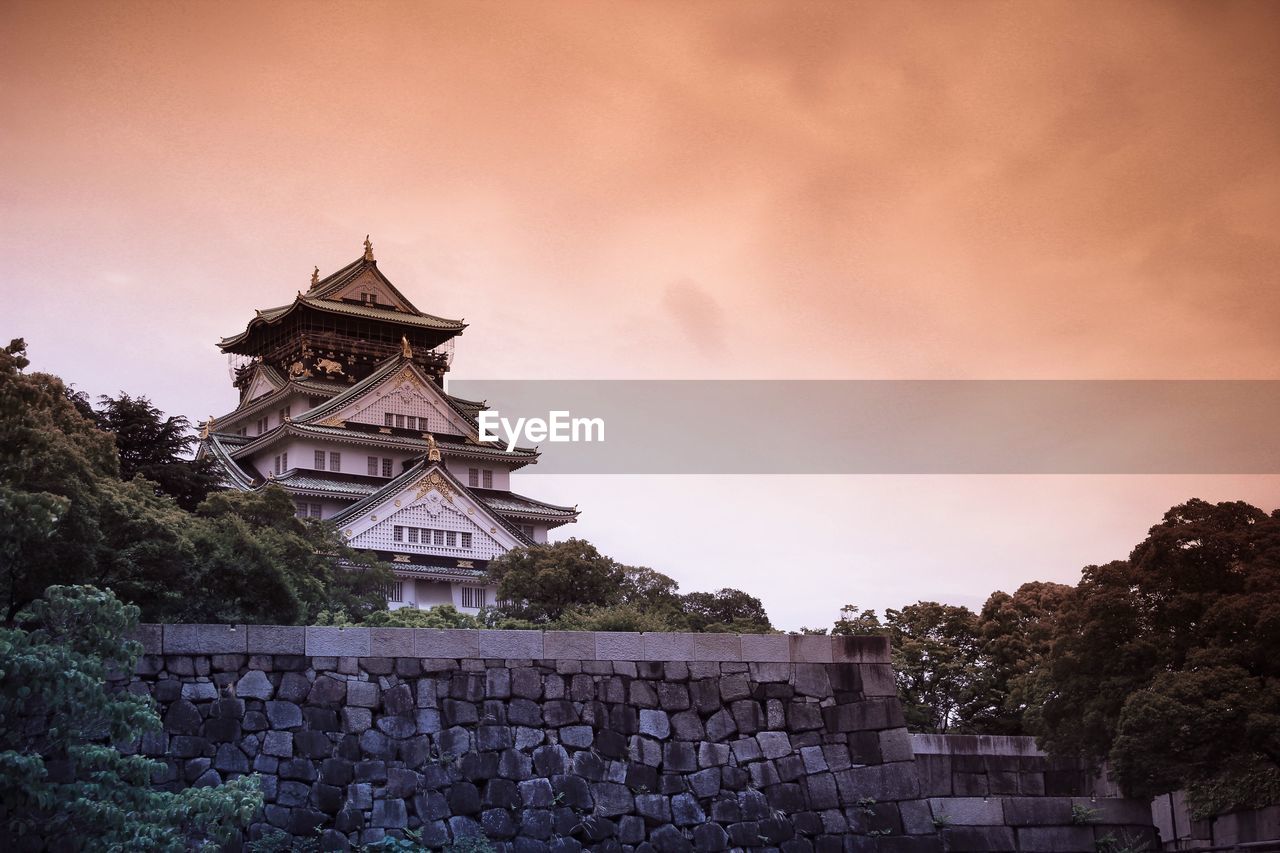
[911,733,1047,756]
[129,624,889,664]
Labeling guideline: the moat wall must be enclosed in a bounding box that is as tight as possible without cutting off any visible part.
[123,625,1159,852]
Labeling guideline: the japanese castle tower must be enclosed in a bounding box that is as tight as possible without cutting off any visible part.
[199,238,578,612]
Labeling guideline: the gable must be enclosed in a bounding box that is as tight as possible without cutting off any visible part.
[243,367,283,401]
[324,268,412,312]
[319,364,475,438]
[342,467,523,559]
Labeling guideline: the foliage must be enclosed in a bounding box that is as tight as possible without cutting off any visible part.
[967,581,1071,735]
[1185,763,1280,820]
[1032,499,1280,802]
[89,392,223,511]
[485,539,773,632]
[484,538,624,622]
[0,339,395,624]
[0,585,261,849]
[830,601,981,733]
[360,604,481,629]
[1071,803,1098,825]
[682,587,773,633]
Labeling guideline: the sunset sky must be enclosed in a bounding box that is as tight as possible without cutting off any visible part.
[3,1,1279,628]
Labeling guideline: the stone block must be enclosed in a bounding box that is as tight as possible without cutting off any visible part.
[544,631,595,659]
[164,624,248,654]
[641,632,696,661]
[415,628,480,658]
[693,633,742,661]
[928,797,1005,826]
[789,634,833,663]
[235,670,273,701]
[1016,826,1095,852]
[822,697,906,732]
[1002,797,1073,826]
[944,826,1018,851]
[367,628,413,656]
[638,709,671,740]
[128,624,163,655]
[246,625,305,655]
[900,799,936,835]
[861,663,898,696]
[1080,798,1157,827]
[305,627,370,657]
[479,629,543,659]
[880,727,915,762]
[832,634,891,664]
[595,631,643,660]
[742,634,791,662]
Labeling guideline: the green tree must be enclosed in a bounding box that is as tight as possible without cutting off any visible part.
[91,393,223,511]
[830,601,980,732]
[359,604,481,629]
[0,585,260,849]
[681,588,773,633]
[0,339,394,625]
[1032,499,1280,810]
[967,581,1071,735]
[484,538,626,623]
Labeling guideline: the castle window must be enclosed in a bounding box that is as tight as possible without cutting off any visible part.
[295,501,308,518]
[446,531,456,547]
[314,450,325,470]
[433,530,445,546]
[309,504,322,518]
[281,452,287,471]
[382,458,393,477]
[408,528,419,543]
[361,292,377,304]
[257,416,268,435]
[237,427,247,437]
[520,524,536,539]
[279,405,290,422]
[482,470,493,489]
[395,414,405,429]
[461,532,472,548]
[274,455,281,475]
[393,525,404,542]
[329,452,341,472]
[461,586,486,609]
[385,581,403,603]
[367,456,378,476]
[468,468,479,487]
[385,413,394,428]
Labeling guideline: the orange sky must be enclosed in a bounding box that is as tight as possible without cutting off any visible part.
[3,1,1279,627]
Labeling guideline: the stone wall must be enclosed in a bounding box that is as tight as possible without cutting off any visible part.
[124,625,1158,852]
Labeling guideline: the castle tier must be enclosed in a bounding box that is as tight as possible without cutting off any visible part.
[199,239,579,613]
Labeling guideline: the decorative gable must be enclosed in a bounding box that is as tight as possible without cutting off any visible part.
[342,467,522,559]
[243,367,283,401]
[325,268,412,312]
[317,363,474,437]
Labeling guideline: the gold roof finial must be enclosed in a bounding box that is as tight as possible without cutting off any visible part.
[310,266,319,287]
[426,433,442,463]
[401,335,413,359]
[200,415,214,440]
[363,235,374,261]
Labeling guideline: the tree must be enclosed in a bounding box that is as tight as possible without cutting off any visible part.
[0,585,260,849]
[1032,499,1280,812]
[484,539,626,623]
[359,605,481,629]
[967,581,1071,735]
[829,601,980,733]
[681,588,773,633]
[0,339,394,625]
[184,487,395,625]
[91,393,223,511]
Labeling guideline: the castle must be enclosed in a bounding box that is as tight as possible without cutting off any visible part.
[199,238,578,612]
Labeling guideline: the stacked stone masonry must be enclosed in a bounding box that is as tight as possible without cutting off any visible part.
[123,626,1159,852]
